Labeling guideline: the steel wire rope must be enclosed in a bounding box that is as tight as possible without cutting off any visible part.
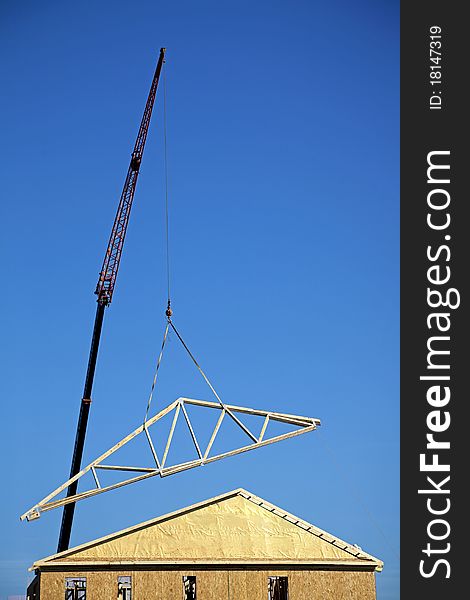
[143,60,252,442]
[163,63,171,306]
[143,60,172,422]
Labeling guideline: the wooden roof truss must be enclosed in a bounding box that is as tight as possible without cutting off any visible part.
[21,397,319,522]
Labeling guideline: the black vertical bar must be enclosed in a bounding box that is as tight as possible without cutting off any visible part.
[57,302,106,552]
[401,2,466,597]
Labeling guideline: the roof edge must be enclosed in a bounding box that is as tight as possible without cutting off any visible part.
[31,559,380,572]
[237,489,383,569]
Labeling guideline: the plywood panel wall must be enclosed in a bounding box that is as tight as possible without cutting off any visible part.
[38,568,376,600]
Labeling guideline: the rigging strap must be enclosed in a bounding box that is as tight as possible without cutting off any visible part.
[144,317,258,443]
[168,319,226,410]
[143,321,170,422]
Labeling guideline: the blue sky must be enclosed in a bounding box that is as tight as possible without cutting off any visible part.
[0,1,399,598]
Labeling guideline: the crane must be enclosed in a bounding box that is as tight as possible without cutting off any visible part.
[57,47,166,553]
[20,44,320,531]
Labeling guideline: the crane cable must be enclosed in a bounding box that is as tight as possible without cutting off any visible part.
[163,63,172,313]
[143,59,228,423]
[143,61,171,424]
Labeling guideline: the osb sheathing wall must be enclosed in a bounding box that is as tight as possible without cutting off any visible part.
[39,569,376,600]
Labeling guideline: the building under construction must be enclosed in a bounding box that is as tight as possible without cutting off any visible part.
[27,489,382,600]
[22,48,383,600]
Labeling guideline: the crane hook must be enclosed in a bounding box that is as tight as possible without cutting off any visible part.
[165,300,173,319]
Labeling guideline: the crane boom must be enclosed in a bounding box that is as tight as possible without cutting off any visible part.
[57,47,166,553]
[96,47,166,306]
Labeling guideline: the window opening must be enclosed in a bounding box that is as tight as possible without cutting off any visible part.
[183,575,196,600]
[65,577,86,600]
[268,576,288,600]
[118,576,132,600]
